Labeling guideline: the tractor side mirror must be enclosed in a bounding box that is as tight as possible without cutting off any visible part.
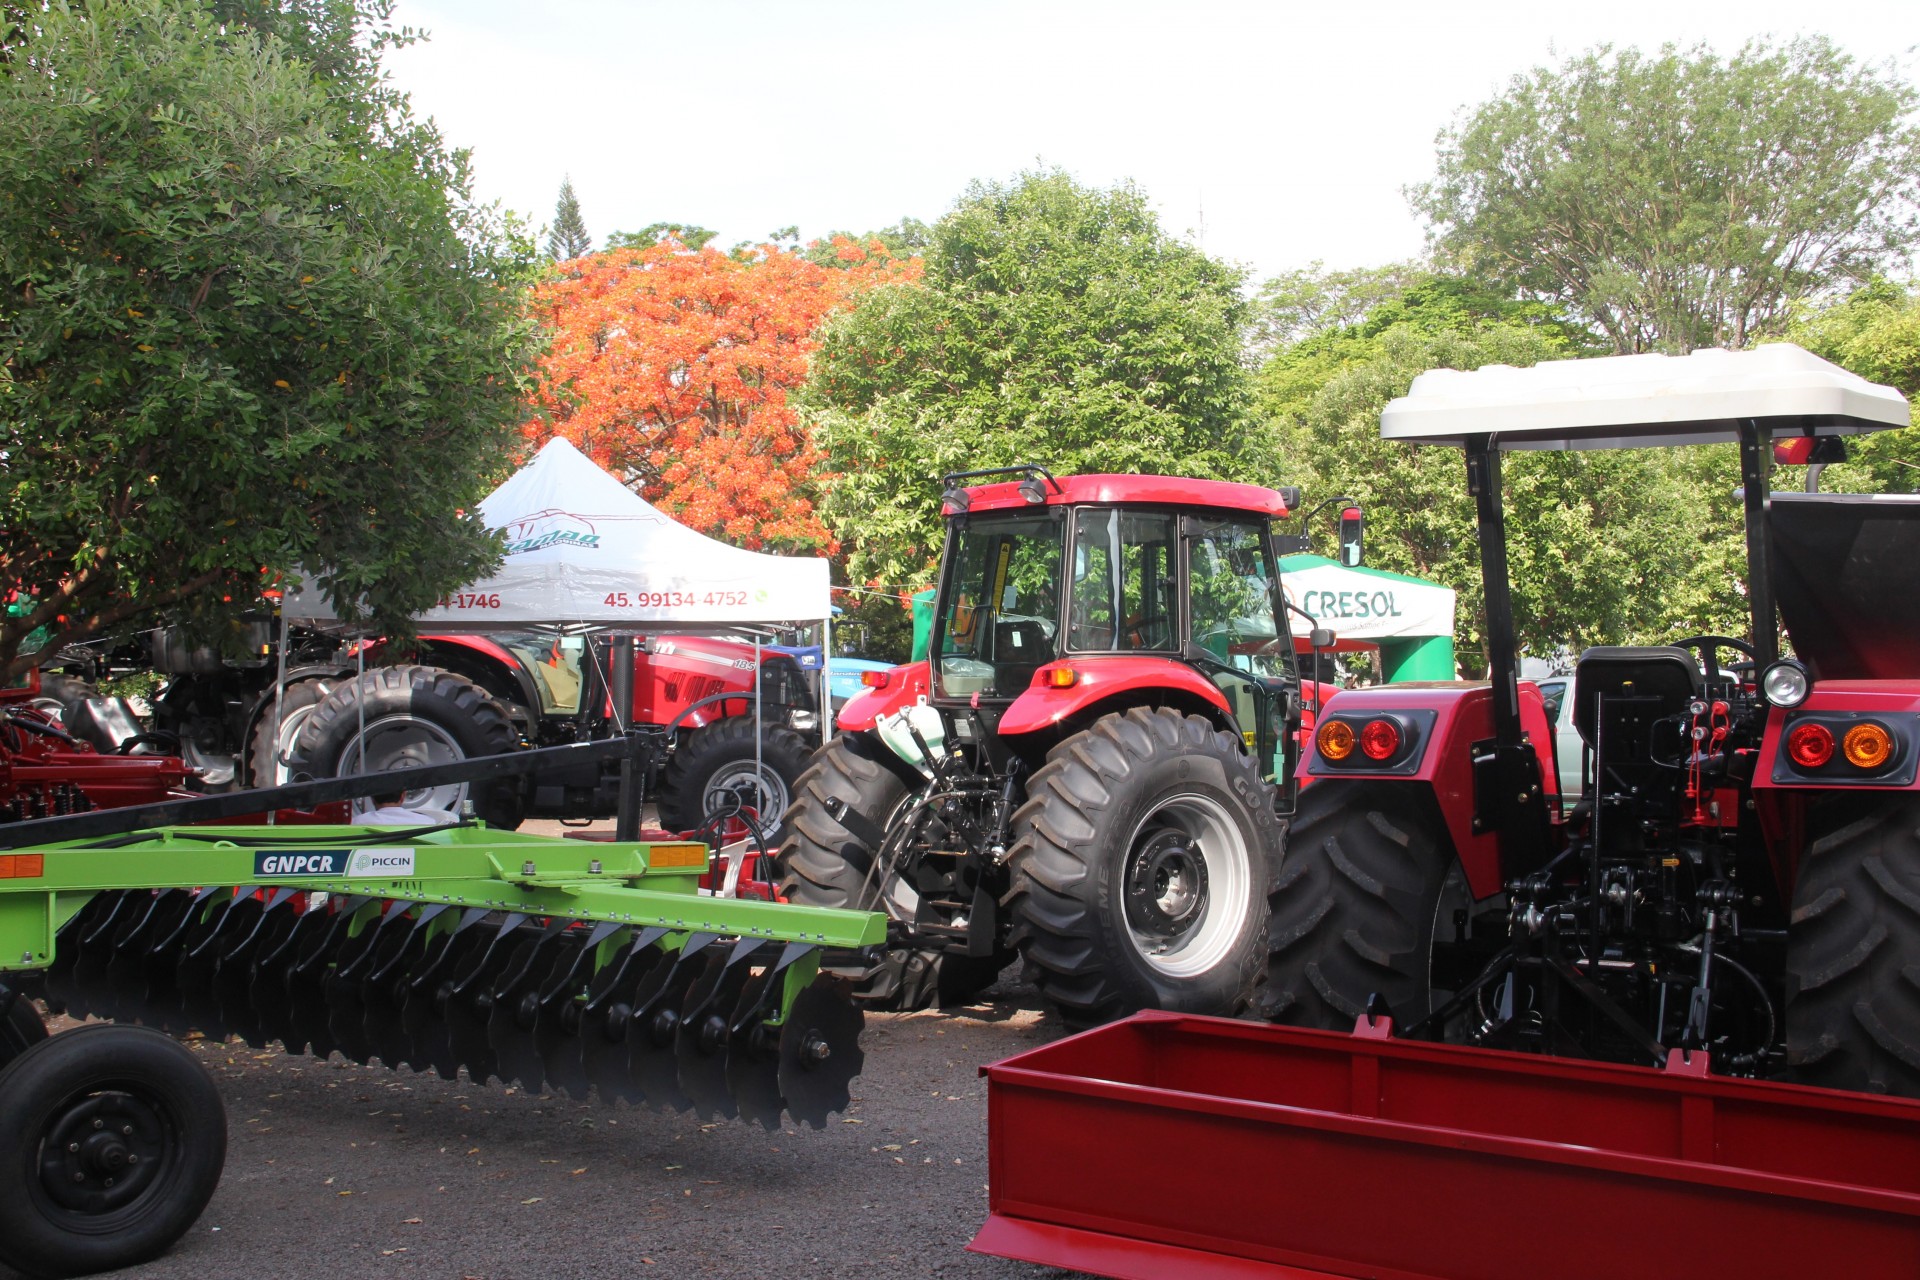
[1338,506,1364,568]
[1310,627,1336,650]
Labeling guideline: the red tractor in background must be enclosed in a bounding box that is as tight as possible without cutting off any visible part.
[779,467,1355,1023]
[41,624,816,837]
[1266,343,1920,1097]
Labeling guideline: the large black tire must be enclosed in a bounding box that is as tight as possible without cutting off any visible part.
[286,664,524,829]
[244,677,337,788]
[1263,779,1458,1029]
[0,996,48,1071]
[656,715,814,843]
[777,733,1007,1009]
[1786,799,1920,1096]
[0,1024,226,1278]
[1005,707,1278,1028]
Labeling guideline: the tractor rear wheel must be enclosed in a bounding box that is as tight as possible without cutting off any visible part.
[1005,707,1277,1028]
[1263,779,1460,1029]
[245,677,336,788]
[1786,798,1920,1097]
[286,664,525,829]
[777,733,1007,1010]
[0,1023,226,1279]
[29,675,96,729]
[656,716,813,845]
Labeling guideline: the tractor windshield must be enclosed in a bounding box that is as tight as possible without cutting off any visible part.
[1189,517,1290,680]
[935,514,1064,699]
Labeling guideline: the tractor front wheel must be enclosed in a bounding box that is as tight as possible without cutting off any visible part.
[1005,707,1277,1028]
[0,1024,226,1278]
[656,716,814,845]
[1262,779,1460,1029]
[1786,798,1920,1097]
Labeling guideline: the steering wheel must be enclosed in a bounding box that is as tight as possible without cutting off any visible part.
[1671,634,1759,685]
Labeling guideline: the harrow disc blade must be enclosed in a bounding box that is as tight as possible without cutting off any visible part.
[142,888,224,1034]
[44,892,120,1017]
[487,920,575,1092]
[399,911,492,1078]
[359,904,450,1069]
[325,904,411,1064]
[283,898,373,1060]
[777,982,865,1130]
[532,922,622,1103]
[249,901,332,1053]
[442,913,529,1086]
[674,943,760,1123]
[214,890,299,1047]
[178,892,262,1037]
[725,969,787,1132]
[629,938,719,1114]
[63,892,138,1019]
[577,931,669,1105]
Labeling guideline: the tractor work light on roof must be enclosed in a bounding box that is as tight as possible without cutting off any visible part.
[1761,660,1811,708]
[940,486,971,515]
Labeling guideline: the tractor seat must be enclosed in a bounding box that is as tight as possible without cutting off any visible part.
[1570,646,1702,749]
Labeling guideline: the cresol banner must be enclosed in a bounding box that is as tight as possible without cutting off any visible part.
[1280,563,1455,641]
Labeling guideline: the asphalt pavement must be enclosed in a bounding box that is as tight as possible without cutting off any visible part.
[18,975,1093,1280]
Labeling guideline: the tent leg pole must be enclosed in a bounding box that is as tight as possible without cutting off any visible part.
[821,612,832,748]
[612,635,640,841]
[754,634,763,834]
[267,610,292,821]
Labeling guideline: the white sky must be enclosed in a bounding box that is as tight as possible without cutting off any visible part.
[387,0,1920,286]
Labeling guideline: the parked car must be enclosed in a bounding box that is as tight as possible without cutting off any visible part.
[1535,676,1584,799]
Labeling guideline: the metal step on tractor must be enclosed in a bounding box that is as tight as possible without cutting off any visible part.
[778,467,1359,1024]
[967,346,1920,1280]
[40,623,817,840]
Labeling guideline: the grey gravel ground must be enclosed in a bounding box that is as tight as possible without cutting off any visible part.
[31,977,1083,1280]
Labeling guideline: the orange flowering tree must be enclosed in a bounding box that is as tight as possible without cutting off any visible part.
[524,237,918,550]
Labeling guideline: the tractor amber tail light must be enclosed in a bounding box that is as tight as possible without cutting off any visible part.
[1316,720,1356,762]
[1843,722,1896,770]
[1786,722,1835,769]
[1359,718,1401,761]
[860,671,890,690]
[1041,667,1078,689]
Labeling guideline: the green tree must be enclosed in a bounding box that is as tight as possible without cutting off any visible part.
[1250,260,1432,356]
[1256,287,1743,672]
[604,221,718,252]
[547,176,592,261]
[1790,278,1920,492]
[806,170,1257,586]
[0,0,538,678]
[1413,38,1920,355]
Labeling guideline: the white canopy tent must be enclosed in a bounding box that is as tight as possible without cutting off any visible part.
[281,437,830,631]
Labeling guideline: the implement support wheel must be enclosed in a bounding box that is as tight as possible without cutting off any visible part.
[0,1023,226,1278]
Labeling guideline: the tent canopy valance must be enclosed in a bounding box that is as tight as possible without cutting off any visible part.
[281,438,830,633]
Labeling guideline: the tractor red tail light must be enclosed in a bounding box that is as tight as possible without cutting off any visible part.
[860,670,890,690]
[1787,721,1835,769]
[1316,720,1356,762]
[1843,722,1895,770]
[1360,718,1401,761]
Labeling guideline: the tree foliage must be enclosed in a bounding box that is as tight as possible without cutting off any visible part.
[523,238,917,551]
[605,222,718,252]
[806,170,1257,587]
[0,0,537,677]
[1256,283,1746,671]
[1414,38,1920,355]
[1790,278,1920,492]
[547,177,592,261]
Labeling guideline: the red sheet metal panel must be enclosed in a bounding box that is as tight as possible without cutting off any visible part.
[970,1012,1920,1280]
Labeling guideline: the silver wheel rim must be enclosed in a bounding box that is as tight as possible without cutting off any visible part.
[341,714,469,815]
[701,762,792,843]
[267,702,322,786]
[1121,792,1252,979]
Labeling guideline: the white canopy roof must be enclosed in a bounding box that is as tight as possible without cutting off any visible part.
[1381,343,1910,451]
[283,438,830,631]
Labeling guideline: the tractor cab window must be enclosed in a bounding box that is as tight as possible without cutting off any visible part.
[1068,509,1178,652]
[1188,519,1289,679]
[936,515,1063,699]
[503,633,586,716]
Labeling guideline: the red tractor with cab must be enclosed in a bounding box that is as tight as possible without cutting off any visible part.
[779,467,1355,1023]
[1267,343,1920,1097]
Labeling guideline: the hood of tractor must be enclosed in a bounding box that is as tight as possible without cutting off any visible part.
[1771,492,1920,680]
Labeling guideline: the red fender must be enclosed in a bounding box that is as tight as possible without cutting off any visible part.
[997,658,1232,737]
[1305,683,1559,900]
[836,662,930,732]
